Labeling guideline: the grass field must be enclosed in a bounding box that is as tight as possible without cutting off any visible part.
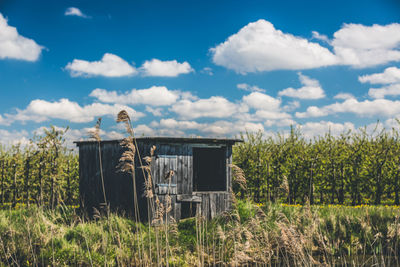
[0,199,399,266]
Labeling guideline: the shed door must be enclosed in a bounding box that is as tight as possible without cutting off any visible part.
[193,147,226,191]
[154,155,178,190]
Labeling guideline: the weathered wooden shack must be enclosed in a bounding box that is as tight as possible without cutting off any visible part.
[75,137,242,221]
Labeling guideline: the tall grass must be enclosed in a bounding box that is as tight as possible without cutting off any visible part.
[0,202,399,266]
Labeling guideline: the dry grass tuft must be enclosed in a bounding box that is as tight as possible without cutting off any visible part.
[88,117,102,142]
[229,164,247,190]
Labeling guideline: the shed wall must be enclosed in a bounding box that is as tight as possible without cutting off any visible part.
[78,140,233,221]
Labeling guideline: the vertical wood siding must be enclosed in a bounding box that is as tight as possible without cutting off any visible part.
[77,140,234,221]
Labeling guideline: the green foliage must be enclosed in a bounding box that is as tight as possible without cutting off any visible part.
[236,198,256,223]
[233,124,400,205]
[0,126,79,208]
[177,218,197,251]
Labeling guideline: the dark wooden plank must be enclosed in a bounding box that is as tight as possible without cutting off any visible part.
[187,145,193,194]
[175,202,181,221]
[182,145,190,195]
[177,154,184,194]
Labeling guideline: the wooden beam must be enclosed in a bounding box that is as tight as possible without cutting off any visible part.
[176,194,202,203]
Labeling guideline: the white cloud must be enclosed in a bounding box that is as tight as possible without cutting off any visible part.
[296,98,400,118]
[158,118,202,130]
[282,101,300,112]
[359,67,400,84]
[3,98,143,124]
[242,91,281,111]
[152,118,264,136]
[296,106,328,118]
[202,121,265,136]
[311,31,330,43]
[145,106,164,116]
[211,20,400,73]
[64,7,89,18]
[65,53,137,77]
[140,59,194,77]
[133,125,156,136]
[90,86,180,106]
[0,13,43,61]
[368,84,400,99]
[334,93,355,100]
[0,115,7,125]
[210,19,338,73]
[299,121,355,139]
[237,83,266,93]
[0,129,29,146]
[265,118,296,127]
[254,110,292,120]
[278,73,325,99]
[241,91,292,121]
[332,23,400,68]
[170,96,238,119]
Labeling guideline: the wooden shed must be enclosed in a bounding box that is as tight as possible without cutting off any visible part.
[75,137,242,221]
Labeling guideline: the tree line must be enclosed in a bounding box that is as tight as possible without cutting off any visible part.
[3,122,400,208]
[233,124,400,205]
[0,126,79,208]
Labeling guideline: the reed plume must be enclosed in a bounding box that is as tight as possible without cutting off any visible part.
[88,118,107,206]
[116,110,145,263]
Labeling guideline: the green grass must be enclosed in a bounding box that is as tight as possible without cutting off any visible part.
[0,201,399,266]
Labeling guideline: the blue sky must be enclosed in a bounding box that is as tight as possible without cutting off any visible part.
[1,0,400,145]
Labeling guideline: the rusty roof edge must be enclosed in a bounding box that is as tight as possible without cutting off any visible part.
[74,136,243,145]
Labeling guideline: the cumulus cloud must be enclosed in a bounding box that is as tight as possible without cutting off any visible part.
[2,98,143,124]
[368,84,400,99]
[64,7,89,18]
[237,83,266,93]
[133,125,156,136]
[0,13,43,61]
[334,93,355,100]
[242,91,281,110]
[282,101,300,112]
[170,96,238,119]
[359,67,400,84]
[65,53,137,77]
[210,19,338,73]
[151,118,264,136]
[265,118,296,127]
[332,23,400,68]
[299,121,355,139]
[278,73,325,99]
[241,91,292,121]
[0,129,29,146]
[145,106,164,116]
[0,115,7,125]
[140,59,194,77]
[311,31,330,43]
[211,20,400,73]
[158,118,202,130]
[202,121,265,135]
[90,86,180,106]
[296,98,400,118]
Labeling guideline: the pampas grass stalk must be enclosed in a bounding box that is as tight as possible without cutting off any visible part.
[88,118,107,205]
[117,110,145,263]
